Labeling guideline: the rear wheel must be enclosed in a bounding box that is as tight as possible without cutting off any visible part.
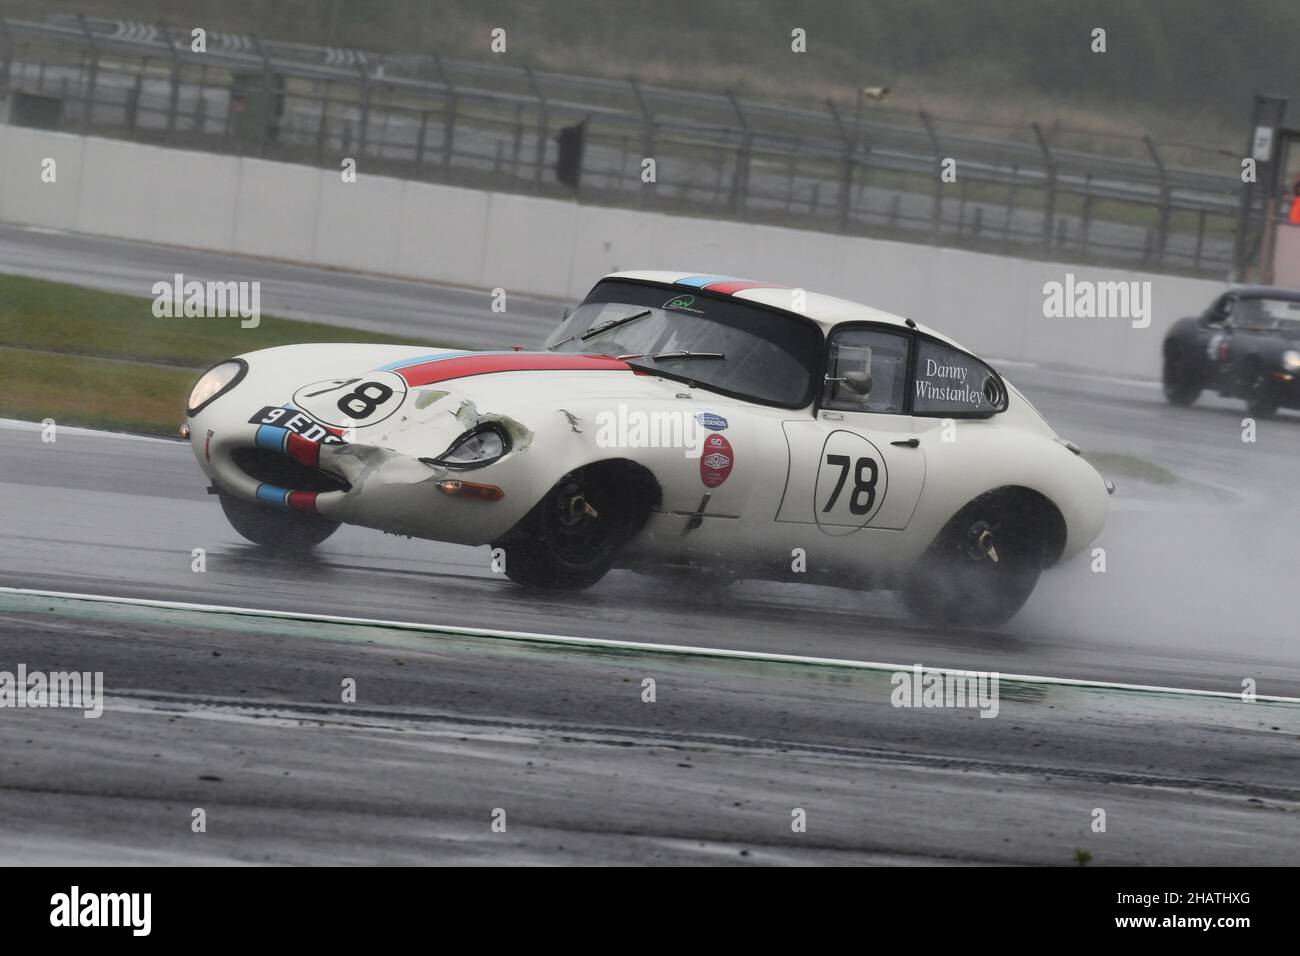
[218,493,339,552]
[1162,346,1201,407]
[902,494,1047,628]
[494,464,648,590]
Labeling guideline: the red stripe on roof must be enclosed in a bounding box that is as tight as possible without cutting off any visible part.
[702,280,786,295]
[397,353,631,387]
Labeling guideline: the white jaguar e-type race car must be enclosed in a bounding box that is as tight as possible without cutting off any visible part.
[184,271,1111,625]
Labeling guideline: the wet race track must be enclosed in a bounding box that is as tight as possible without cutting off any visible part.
[1,226,1298,864]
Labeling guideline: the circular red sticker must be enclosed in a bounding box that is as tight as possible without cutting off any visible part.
[700,433,734,488]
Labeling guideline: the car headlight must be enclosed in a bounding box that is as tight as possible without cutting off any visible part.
[1283,350,1300,373]
[428,425,510,469]
[187,359,247,416]
[426,426,506,470]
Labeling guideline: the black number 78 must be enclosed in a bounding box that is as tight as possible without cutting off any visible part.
[823,454,878,515]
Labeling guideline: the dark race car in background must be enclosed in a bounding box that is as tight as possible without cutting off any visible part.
[1162,286,1300,417]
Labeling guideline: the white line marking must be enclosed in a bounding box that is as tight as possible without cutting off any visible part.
[3,586,1297,705]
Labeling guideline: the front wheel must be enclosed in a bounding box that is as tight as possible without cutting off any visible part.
[902,495,1045,628]
[1162,347,1201,407]
[218,493,339,552]
[1243,366,1279,419]
[493,465,643,590]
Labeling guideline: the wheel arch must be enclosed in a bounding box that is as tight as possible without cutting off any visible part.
[508,455,665,541]
[937,485,1068,568]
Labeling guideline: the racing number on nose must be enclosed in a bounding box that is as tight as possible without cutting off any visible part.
[301,378,394,419]
[337,382,394,419]
[292,370,407,428]
[822,454,878,515]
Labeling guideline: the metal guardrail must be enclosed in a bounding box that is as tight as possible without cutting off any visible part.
[0,14,1246,277]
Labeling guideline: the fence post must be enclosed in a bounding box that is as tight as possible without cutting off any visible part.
[250,34,274,158]
[1080,171,1093,257]
[826,98,853,232]
[784,138,798,213]
[127,74,142,135]
[315,82,331,163]
[919,110,943,244]
[524,66,548,189]
[0,18,13,93]
[429,53,457,169]
[415,109,429,167]
[1003,163,1019,240]
[1194,209,1207,271]
[352,49,371,159]
[629,77,657,207]
[74,13,100,128]
[1031,122,1057,249]
[1143,134,1171,268]
[156,23,181,141]
[725,90,751,215]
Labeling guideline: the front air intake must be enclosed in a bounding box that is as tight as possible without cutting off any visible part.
[230,447,350,494]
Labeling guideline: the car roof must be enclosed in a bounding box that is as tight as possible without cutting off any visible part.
[603,270,964,348]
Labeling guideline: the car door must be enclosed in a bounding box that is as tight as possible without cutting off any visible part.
[777,326,926,535]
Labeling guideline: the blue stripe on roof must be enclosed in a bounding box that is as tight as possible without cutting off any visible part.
[674,275,738,289]
[377,350,469,371]
[254,424,288,452]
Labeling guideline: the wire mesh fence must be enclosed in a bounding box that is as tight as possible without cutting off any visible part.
[0,14,1248,278]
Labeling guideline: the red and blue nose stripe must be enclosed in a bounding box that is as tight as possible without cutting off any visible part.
[255,483,320,514]
[255,423,322,468]
[252,424,323,514]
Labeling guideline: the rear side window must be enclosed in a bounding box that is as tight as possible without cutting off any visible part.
[912,340,1006,417]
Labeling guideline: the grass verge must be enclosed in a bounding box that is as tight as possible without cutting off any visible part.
[0,274,440,437]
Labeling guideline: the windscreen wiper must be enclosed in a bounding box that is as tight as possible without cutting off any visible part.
[580,309,652,341]
[644,350,725,361]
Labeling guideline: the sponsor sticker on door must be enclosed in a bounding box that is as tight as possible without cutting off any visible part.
[700,433,734,487]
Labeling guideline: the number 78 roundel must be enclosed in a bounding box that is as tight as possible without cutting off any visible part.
[813,430,889,533]
[291,370,409,428]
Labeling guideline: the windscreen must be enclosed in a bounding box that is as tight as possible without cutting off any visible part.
[544,280,823,407]
[1235,297,1300,333]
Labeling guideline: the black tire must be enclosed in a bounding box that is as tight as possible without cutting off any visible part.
[1243,365,1279,419]
[495,465,643,590]
[1162,346,1201,407]
[902,494,1046,628]
[218,493,339,552]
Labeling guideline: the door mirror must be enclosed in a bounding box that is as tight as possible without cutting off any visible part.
[842,370,873,395]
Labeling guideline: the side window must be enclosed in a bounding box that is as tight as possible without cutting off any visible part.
[822,328,910,414]
[1212,295,1236,326]
[912,340,1006,417]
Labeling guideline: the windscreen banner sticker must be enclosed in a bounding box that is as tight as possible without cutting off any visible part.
[663,294,704,314]
[248,406,346,444]
[696,412,728,431]
[700,433,734,487]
